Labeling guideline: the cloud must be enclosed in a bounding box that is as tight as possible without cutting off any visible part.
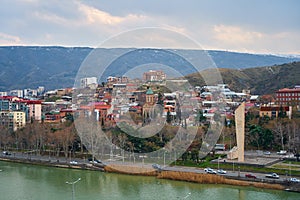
[0,32,21,45]
[77,2,148,26]
[213,24,264,45]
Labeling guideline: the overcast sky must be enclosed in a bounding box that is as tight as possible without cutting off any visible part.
[1,0,299,54]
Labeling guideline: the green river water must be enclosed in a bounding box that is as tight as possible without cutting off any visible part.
[0,161,299,200]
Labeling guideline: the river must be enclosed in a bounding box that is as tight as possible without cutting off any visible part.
[0,161,299,200]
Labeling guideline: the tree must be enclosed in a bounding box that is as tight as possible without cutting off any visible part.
[196,110,206,125]
[190,149,199,163]
[166,110,172,124]
[249,125,263,150]
[278,106,286,118]
[54,124,76,160]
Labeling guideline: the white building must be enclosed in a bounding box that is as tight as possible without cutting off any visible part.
[0,92,8,96]
[9,90,23,97]
[80,77,98,88]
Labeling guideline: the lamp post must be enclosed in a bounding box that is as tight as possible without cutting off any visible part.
[66,178,81,200]
[163,150,167,168]
[183,192,191,199]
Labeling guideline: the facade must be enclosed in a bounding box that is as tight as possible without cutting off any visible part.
[80,77,98,88]
[143,70,166,82]
[0,111,26,131]
[0,92,8,96]
[26,100,42,121]
[260,105,291,119]
[143,88,156,117]
[276,86,300,106]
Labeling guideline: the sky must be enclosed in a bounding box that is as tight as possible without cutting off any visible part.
[0,0,300,54]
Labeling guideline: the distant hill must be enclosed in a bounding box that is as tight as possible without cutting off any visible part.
[0,46,299,91]
[185,61,300,95]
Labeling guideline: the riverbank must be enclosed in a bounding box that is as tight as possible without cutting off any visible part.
[1,156,299,193]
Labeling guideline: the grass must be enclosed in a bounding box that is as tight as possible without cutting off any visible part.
[272,164,300,170]
[282,160,300,165]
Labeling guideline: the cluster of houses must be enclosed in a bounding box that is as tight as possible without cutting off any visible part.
[1,70,299,132]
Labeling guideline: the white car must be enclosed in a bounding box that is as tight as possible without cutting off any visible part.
[265,173,279,179]
[70,161,78,165]
[290,177,300,183]
[204,168,217,174]
[217,169,227,174]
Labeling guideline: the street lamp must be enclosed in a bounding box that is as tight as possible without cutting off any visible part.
[66,178,81,200]
[163,150,167,168]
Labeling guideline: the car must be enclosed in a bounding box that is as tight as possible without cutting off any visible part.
[204,168,217,174]
[69,161,78,165]
[245,173,257,179]
[265,173,279,179]
[263,151,271,155]
[2,151,11,155]
[290,178,300,183]
[217,169,227,174]
[152,163,163,170]
[277,150,287,155]
[88,159,102,164]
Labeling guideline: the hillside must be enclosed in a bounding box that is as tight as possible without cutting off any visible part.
[185,61,300,95]
[0,46,299,91]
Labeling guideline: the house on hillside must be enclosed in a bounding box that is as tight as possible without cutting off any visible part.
[259,105,292,119]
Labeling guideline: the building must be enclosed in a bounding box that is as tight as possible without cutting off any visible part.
[163,93,177,116]
[23,88,38,97]
[0,111,26,131]
[107,76,129,83]
[143,70,166,82]
[26,100,42,121]
[260,105,292,119]
[9,90,23,98]
[0,92,8,96]
[80,77,98,88]
[276,86,300,106]
[143,87,156,117]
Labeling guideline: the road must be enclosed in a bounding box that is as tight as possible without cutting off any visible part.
[1,150,297,184]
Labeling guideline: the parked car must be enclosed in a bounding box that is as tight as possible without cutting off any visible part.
[2,151,11,156]
[263,151,271,155]
[152,163,163,170]
[277,150,287,155]
[245,173,257,179]
[88,158,102,164]
[204,168,217,174]
[217,169,227,174]
[70,161,78,165]
[265,173,279,179]
[290,178,300,183]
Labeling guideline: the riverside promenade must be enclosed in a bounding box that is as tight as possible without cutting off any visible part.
[1,151,299,193]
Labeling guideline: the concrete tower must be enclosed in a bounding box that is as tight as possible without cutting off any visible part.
[235,102,245,162]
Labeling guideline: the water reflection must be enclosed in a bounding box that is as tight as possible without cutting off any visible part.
[0,161,299,200]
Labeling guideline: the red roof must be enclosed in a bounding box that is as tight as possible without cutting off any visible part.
[0,96,16,100]
[277,88,300,93]
[260,106,289,112]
